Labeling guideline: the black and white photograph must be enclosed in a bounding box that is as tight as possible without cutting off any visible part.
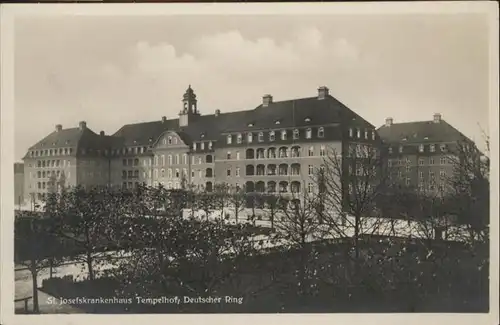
[0,2,498,324]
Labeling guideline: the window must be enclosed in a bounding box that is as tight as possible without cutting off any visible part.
[364,130,368,139]
[237,134,242,144]
[201,142,205,150]
[440,144,447,152]
[308,183,314,193]
[371,131,375,141]
[183,154,188,165]
[122,159,127,166]
[293,129,299,139]
[308,165,314,176]
[236,167,240,177]
[319,145,326,156]
[349,128,353,137]
[191,170,195,178]
[308,146,314,157]
[193,143,197,151]
[227,151,232,160]
[227,168,231,177]
[419,171,424,179]
[439,170,446,178]
[388,147,393,154]
[281,130,287,141]
[399,146,403,153]
[236,151,240,160]
[357,129,361,138]
[406,178,411,186]
[168,136,172,145]
[247,133,253,143]
[305,128,312,139]
[227,135,232,144]
[198,170,202,178]
[168,155,172,165]
[430,144,436,152]
[206,155,213,163]
[419,158,424,166]
[318,127,325,138]
[269,131,275,141]
[175,169,180,178]
[398,171,402,178]
[176,155,180,164]
[208,141,213,150]
[388,160,392,167]
[258,132,264,142]
[440,157,447,165]
[168,169,172,178]
[198,157,202,164]
[419,144,424,152]
[406,166,410,173]
[429,158,435,165]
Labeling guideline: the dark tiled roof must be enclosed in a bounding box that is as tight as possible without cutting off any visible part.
[112,120,179,146]
[26,127,121,158]
[377,120,468,144]
[111,95,374,146]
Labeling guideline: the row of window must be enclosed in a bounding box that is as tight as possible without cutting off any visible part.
[192,141,213,151]
[227,127,326,145]
[388,156,450,167]
[34,160,71,168]
[29,148,74,157]
[392,170,447,178]
[389,143,448,154]
[348,128,377,141]
[229,146,326,160]
[34,170,66,179]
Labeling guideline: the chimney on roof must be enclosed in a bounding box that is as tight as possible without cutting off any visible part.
[79,121,87,130]
[162,116,167,123]
[385,117,393,127]
[100,131,105,136]
[433,113,442,123]
[215,109,220,116]
[318,86,329,100]
[262,94,273,107]
[55,124,62,132]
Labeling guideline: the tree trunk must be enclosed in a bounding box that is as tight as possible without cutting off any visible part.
[354,214,361,279]
[87,255,94,281]
[30,265,39,313]
[49,258,53,278]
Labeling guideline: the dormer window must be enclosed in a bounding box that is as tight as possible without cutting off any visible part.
[275,120,281,125]
[248,122,254,127]
[318,127,325,138]
[430,144,435,152]
[424,136,429,140]
[227,135,232,144]
[208,141,213,150]
[258,132,264,142]
[200,133,205,139]
[364,130,368,139]
[402,137,407,142]
[269,131,275,141]
[357,129,361,138]
[281,130,287,141]
[149,138,153,142]
[305,128,312,139]
[419,144,424,152]
[201,142,205,150]
[237,133,242,144]
[247,133,253,143]
[304,117,311,123]
[293,129,299,140]
[371,131,375,141]
[349,128,353,137]
[168,136,172,145]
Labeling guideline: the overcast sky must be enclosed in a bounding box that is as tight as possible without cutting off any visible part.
[13,12,492,160]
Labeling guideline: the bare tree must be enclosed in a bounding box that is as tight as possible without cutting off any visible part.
[312,143,390,275]
[15,211,65,313]
[227,184,247,224]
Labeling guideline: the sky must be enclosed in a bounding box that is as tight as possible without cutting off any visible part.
[13,12,492,161]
